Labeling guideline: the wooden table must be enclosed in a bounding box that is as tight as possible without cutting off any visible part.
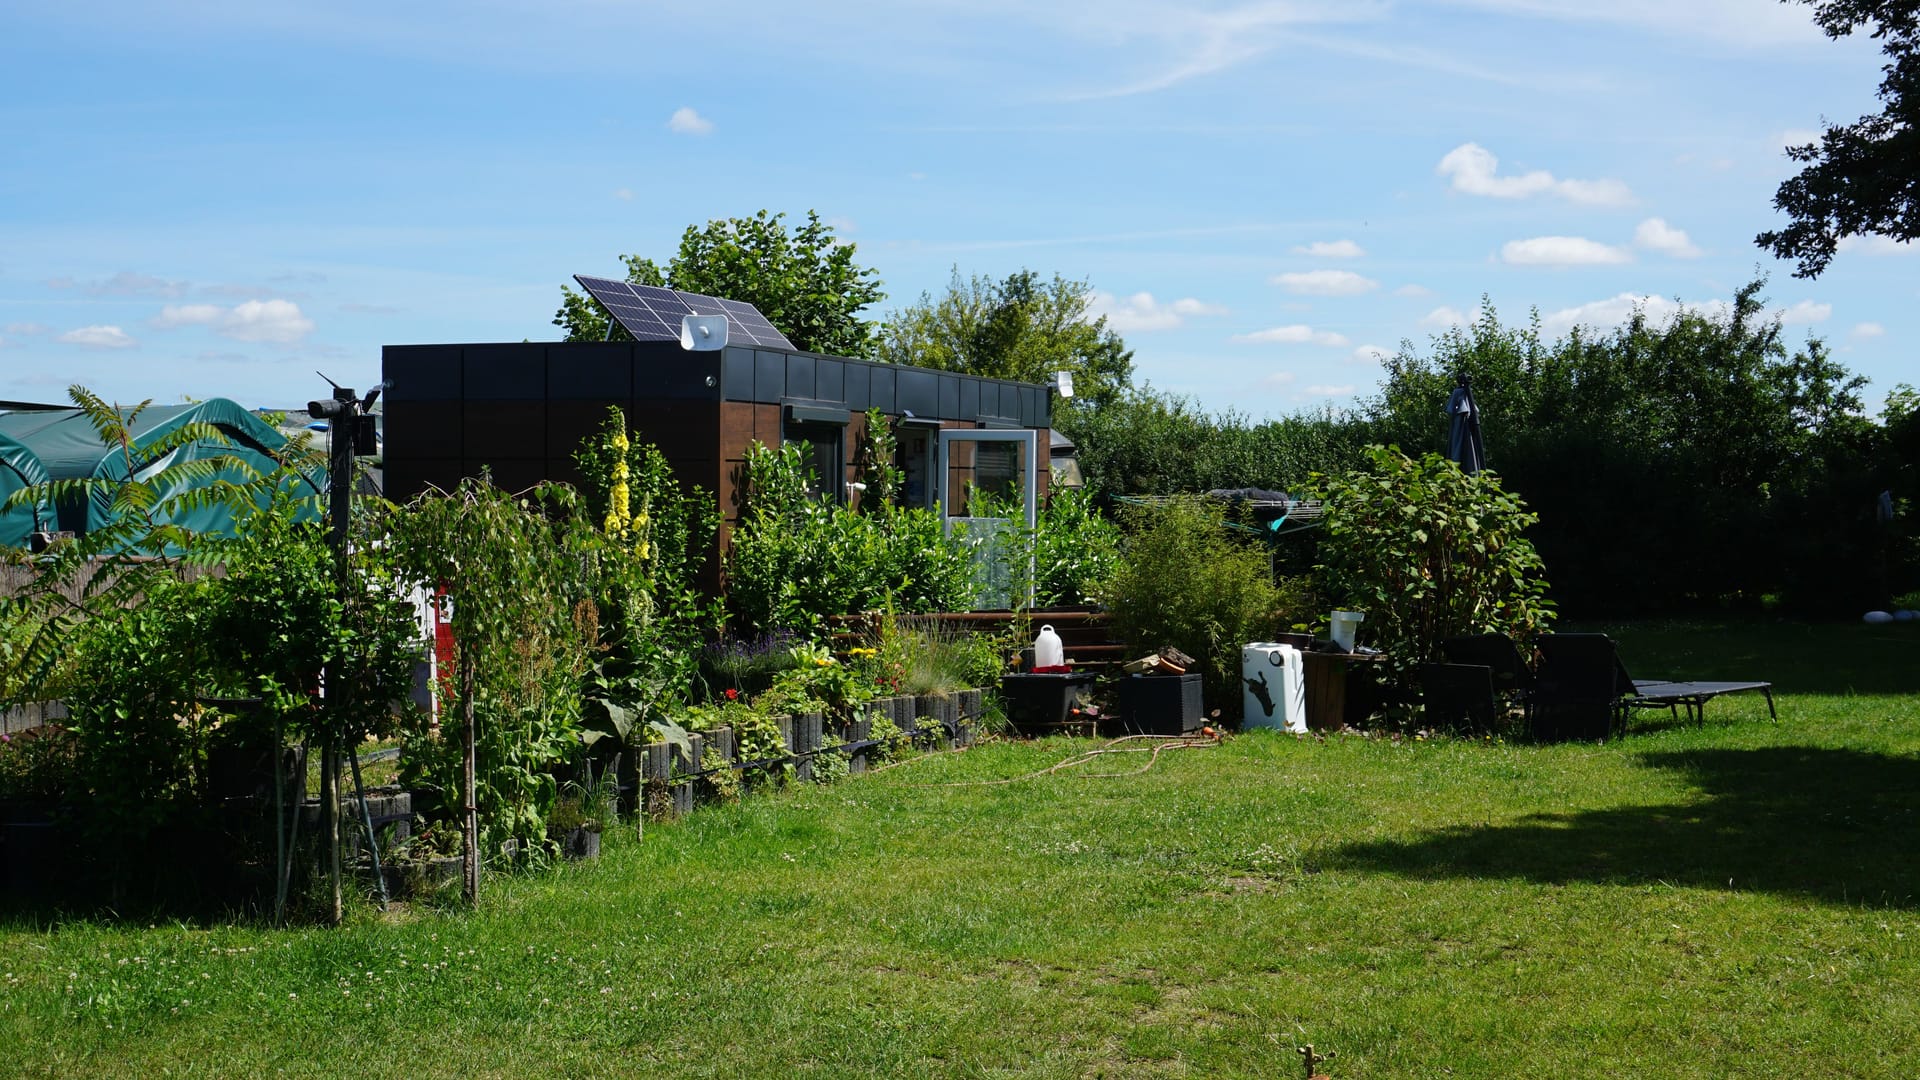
[1301,651,1383,731]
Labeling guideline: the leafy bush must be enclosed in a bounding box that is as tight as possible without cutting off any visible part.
[1103,497,1302,720]
[1315,446,1555,691]
[725,442,974,634]
[386,478,597,858]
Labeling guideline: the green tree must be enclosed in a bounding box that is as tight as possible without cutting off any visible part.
[1365,280,1876,614]
[555,210,885,357]
[1757,0,1920,277]
[876,269,1134,408]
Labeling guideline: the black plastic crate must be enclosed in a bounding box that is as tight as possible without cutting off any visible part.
[1112,674,1204,735]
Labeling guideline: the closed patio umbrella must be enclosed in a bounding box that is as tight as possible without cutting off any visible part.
[1446,374,1486,475]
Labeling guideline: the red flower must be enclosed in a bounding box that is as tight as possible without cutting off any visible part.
[725,688,739,701]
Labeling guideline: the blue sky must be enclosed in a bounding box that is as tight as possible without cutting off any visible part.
[0,0,1909,420]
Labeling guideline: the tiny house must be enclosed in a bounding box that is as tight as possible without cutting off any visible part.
[379,337,1055,552]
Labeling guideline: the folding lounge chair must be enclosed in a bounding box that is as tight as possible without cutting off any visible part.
[1420,662,1499,732]
[1536,634,1776,739]
[1530,634,1623,741]
[1442,633,1535,714]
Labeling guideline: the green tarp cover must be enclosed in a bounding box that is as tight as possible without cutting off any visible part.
[0,430,50,548]
[0,399,323,544]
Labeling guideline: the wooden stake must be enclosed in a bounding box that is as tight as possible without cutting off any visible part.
[460,649,478,905]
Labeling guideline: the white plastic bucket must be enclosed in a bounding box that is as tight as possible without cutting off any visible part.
[1329,610,1365,652]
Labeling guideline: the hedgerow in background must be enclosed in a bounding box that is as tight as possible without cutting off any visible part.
[1315,446,1555,692]
[1103,497,1304,721]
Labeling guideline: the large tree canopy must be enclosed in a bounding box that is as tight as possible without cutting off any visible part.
[875,269,1135,408]
[1367,280,1882,613]
[554,210,885,357]
[1757,0,1920,277]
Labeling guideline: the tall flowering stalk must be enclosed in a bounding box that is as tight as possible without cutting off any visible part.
[574,407,719,717]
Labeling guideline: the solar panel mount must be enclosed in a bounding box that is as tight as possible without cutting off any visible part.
[573,275,797,351]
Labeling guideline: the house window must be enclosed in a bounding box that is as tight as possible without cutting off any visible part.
[896,426,936,510]
[784,421,845,503]
[974,440,1021,501]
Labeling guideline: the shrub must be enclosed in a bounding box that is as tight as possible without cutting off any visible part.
[1103,497,1303,720]
[725,442,974,634]
[1314,445,1555,691]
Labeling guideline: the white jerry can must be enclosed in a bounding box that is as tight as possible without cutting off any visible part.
[1241,643,1306,733]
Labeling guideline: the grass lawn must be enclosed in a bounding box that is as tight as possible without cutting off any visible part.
[3,620,1917,1078]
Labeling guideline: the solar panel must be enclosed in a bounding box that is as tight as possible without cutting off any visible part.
[573,275,797,351]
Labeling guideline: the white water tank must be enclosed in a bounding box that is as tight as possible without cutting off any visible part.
[1033,625,1065,669]
[1241,643,1306,733]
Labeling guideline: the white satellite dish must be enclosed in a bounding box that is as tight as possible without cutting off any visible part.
[680,314,729,351]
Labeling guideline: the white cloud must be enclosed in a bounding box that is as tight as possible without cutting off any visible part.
[1271,269,1377,296]
[1394,284,1432,298]
[1539,294,1725,337]
[1231,324,1351,347]
[1836,235,1916,256]
[48,271,190,298]
[1089,291,1228,332]
[1776,128,1821,151]
[4,322,49,335]
[613,188,634,201]
[1421,305,1473,328]
[1500,235,1633,266]
[1852,321,1886,339]
[667,107,713,135]
[1292,239,1366,258]
[1259,371,1298,389]
[153,299,315,343]
[1777,299,1830,325]
[1633,217,1702,258]
[56,325,137,349]
[1436,143,1633,206]
[153,304,224,328]
[221,299,315,343]
[1350,344,1392,364]
[1299,383,1357,397]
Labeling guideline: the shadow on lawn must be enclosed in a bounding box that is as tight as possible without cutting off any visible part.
[1330,746,1920,908]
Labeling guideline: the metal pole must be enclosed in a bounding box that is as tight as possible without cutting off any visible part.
[349,748,390,910]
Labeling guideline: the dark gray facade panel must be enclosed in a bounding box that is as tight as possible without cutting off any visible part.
[464,344,547,400]
[868,365,895,414]
[1022,386,1042,427]
[898,368,937,416]
[814,358,844,407]
[843,363,869,412]
[938,375,960,420]
[382,346,463,402]
[722,348,755,401]
[785,353,815,401]
[754,350,785,404]
[977,381,1000,421]
[958,378,980,421]
[548,343,634,399]
[634,351,720,401]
